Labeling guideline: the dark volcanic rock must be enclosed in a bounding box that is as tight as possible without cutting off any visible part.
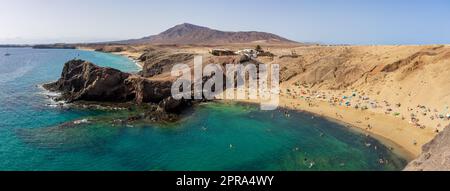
[43,60,133,102]
[44,59,182,105]
[159,97,190,113]
[210,49,236,56]
[140,51,194,78]
[125,77,173,104]
[44,59,193,122]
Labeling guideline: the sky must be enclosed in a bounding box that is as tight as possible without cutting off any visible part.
[0,0,450,45]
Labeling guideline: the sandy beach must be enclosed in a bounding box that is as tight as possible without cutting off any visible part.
[277,92,436,158]
[77,46,144,68]
[110,51,144,68]
[236,91,433,158]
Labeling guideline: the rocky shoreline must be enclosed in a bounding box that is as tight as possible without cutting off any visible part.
[43,59,193,123]
[405,125,450,171]
[43,48,255,124]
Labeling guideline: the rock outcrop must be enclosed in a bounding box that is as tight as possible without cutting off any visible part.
[138,50,194,78]
[125,76,173,104]
[43,60,134,102]
[210,49,236,56]
[95,46,124,53]
[43,59,189,122]
[405,125,450,171]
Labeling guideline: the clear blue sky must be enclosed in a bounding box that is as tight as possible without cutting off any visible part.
[1,0,449,45]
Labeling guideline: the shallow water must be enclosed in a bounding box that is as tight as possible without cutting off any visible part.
[0,48,407,170]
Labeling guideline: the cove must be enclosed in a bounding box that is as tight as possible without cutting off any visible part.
[0,47,408,171]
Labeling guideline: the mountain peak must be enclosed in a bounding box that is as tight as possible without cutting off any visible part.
[121,23,297,45]
[160,23,210,36]
[170,23,204,30]
[176,23,203,28]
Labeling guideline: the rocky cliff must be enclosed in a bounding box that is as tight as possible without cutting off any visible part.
[138,50,195,78]
[43,60,134,102]
[405,125,450,171]
[43,59,190,122]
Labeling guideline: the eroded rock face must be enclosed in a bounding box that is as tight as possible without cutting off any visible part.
[43,60,133,102]
[159,97,191,113]
[125,77,172,104]
[139,50,194,78]
[43,59,188,114]
[43,59,194,122]
[405,125,450,171]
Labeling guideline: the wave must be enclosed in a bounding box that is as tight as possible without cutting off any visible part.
[36,84,69,108]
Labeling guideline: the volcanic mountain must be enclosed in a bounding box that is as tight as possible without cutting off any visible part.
[117,23,297,45]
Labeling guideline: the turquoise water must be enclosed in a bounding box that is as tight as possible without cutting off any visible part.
[0,48,407,171]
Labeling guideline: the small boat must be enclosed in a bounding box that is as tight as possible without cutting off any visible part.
[4,53,11,56]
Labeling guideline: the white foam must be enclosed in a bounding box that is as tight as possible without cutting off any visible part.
[134,60,143,69]
[36,84,69,108]
[73,119,89,125]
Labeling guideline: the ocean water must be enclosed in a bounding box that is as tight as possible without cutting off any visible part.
[0,48,407,171]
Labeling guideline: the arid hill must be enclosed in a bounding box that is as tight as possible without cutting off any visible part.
[116,23,297,45]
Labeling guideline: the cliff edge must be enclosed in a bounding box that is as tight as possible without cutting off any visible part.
[405,125,450,171]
